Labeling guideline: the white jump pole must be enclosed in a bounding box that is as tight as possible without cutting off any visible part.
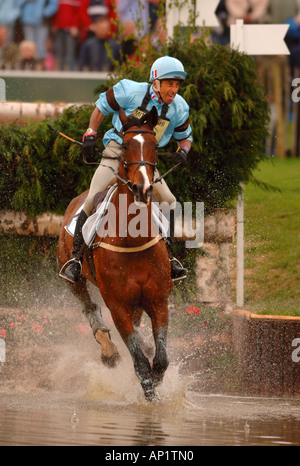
[231,20,245,308]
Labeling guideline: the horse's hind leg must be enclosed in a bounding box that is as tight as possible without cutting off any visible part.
[67,278,119,367]
[132,308,154,359]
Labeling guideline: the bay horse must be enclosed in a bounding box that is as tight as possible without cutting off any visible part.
[57,107,173,401]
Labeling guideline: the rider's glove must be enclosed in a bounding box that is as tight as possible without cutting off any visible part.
[174,146,188,165]
[82,128,98,163]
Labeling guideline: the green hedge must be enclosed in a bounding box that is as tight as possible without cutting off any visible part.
[0,35,270,217]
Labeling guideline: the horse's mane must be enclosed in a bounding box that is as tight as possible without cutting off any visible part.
[122,107,158,133]
[122,115,143,132]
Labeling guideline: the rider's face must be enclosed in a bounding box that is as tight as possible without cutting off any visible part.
[155,79,181,104]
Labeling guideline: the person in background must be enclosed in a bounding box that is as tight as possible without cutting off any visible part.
[52,0,82,70]
[43,34,56,70]
[78,14,120,71]
[266,0,300,23]
[19,39,36,69]
[117,0,150,60]
[225,0,270,25]
[0,0,21,42]
[283,1,300,76]
[18,0,58,70]
[211,0,230,45]
[0,26,19,69]
[0,26,8,68]
[148,0,160,31]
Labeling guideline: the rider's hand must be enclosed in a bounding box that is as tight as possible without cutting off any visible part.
[174,146,188,165]
[82,129,98,163]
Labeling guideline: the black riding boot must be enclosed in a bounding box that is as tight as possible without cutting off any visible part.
[61,210,88,284]
[166,210,188,281]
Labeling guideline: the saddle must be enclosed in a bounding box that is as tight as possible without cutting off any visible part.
[65,185,169,248]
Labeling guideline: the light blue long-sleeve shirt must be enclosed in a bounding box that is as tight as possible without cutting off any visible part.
[18,0,58,26]
[0,0,21,26]
[96,79,193,148]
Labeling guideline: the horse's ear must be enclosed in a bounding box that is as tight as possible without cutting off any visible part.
[147,106,158,130]
[119,108,129,128]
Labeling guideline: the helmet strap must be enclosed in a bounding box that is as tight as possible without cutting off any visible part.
[153,79,165,103]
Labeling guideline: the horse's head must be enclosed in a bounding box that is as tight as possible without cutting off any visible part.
[119,107,159,206]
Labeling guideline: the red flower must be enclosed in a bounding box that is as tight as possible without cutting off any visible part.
[9,322,15,329]
[41,317,50,326]
[185,305,201,315]
[32,323,43,335]
[18,315,26,323]
[0,329,7,339]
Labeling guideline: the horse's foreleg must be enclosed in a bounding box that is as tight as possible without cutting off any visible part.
[111,308,156,402]
[150,305,169,387]
[128,334,156,401]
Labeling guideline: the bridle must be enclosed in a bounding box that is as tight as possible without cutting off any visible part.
[121,128,158,193]
[101,126,182,193]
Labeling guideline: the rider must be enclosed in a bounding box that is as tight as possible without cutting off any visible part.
[62,56,193,284]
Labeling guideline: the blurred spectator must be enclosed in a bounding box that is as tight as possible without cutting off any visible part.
[148,0,160,31]
[18,0,58,70]
[0,25,19,69]
[78,15,120,71]
[212,0,230,45]
[0,0,21,42]
[87,0,108,23]
[284,7,300,74]
[1,43,19,69]
[225,0,270,25]
[151,15,166,50]
[0,26,8,67]
[266,0,300,23]
[52,0,82,70]
[117,0,150,59]
[19,40,36,69]
[44,35,56,70]
[85,0,118,36]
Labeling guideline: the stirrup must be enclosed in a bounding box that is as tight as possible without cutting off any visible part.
[59,258,82,284]
[170,257,188,282]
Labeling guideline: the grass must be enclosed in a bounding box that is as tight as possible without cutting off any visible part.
[243,158,300,316]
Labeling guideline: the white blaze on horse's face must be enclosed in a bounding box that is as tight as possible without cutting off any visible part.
[133,133,151,195]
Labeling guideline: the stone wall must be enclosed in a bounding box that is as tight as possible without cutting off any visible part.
[0,208,236,310]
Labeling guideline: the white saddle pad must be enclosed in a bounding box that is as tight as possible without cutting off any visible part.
[66,186,169,247]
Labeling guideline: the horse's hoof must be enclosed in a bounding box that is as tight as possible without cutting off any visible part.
[101,353,120,368]
[144,389,156,402]
[142,380,156,402]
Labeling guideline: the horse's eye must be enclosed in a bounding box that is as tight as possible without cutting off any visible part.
[122,143,127,151]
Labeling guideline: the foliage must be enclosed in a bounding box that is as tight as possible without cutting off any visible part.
[0,12,270,216]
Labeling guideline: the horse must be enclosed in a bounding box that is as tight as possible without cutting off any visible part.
[57,107,173,401]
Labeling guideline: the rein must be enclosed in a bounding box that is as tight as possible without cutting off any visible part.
[47,122,180,183]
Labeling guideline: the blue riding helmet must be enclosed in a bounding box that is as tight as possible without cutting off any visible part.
[149,56,187,82]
